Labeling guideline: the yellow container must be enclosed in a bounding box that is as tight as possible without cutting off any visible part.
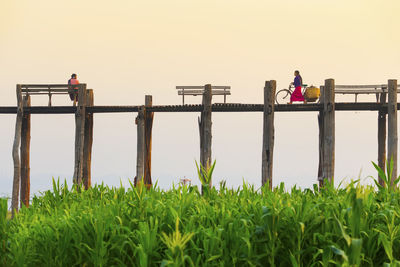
[304,86,320,102]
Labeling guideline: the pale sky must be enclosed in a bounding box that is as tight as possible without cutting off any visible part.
[1,0,400,198]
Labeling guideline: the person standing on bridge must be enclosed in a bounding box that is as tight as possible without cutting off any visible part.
[68,73,79,102]
[289,70,306,104]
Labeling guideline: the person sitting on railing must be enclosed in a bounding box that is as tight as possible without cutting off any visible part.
[68,73,79,102]
[289,70,306,104]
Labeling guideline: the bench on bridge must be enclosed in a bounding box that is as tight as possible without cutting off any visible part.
[176,85,231,105]
[20,84,87,106]
[334,84,400,102]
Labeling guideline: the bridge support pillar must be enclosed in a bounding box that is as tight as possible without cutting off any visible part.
[143,95,154,188]
[318,87,324,187]
[20,95,31,207]
[73,84,87,185]
[262,80,276,189]
[378,91,387,186]
[199,84,212,192]
[135,106,145,185]
[11,85,23,216]
[387,79,398,186]
[82,89,94,189]
[320,79,335,187]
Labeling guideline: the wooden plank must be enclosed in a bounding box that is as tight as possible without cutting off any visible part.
[178,90,231,96]
[22,89,72,93]
[73,84,87,185]
[261,80,276,189]
[20,95,31,207]
[200,84,213,192]
[387,79,398,186]
[135,106,145,185]
[21,84,86,88]
[143,95,154,188]
[0,107,17,113]
[335,89,387,94]
[11,85,23,217]
[24,107,76,113]
[335,84,387,89]
[378,92,387,186]
[178,89,230,91]
[5,102,400,115]
[318,86,325,187]
[336,84,400,89]
[83,90,94,190]
[322,79,335,185]
[177,89,231,92]
[88,106,139,113]
[176,86,230,89]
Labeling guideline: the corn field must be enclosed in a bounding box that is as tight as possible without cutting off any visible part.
[1,178,400,266]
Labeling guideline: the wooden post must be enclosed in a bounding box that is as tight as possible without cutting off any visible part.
[73,89,77,107]
[48,86,52,107]
[322,79,335,185]
[378,91,387,186]
[261,80,276,189]
[387,79,398,186]
[143,95,154,188]
[317,86,325,187]
[20,95,31,207]
[82,89,94,190]
[135,106,145,185]
[224,88,227,103]
[11,85,23,216]
[73,84,87,185]
[199,84,213,190]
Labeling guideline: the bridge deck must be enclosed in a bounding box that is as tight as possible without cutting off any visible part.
[0,102,393,114]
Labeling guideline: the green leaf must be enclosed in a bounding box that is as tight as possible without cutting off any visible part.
[330,246,348,262]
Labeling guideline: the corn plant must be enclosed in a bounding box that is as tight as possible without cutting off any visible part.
[195,160,216,194]
[1,165,400,266]
[371,158,400,191]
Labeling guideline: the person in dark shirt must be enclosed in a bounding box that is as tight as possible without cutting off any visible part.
[68,73,79,101]
[289,70,306,104]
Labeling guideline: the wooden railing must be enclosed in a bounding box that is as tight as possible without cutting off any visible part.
[20,84,87,106]
[176,85,231,104]
[333,84,400,102]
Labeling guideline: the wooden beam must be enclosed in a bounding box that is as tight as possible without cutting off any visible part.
[73,84,87,185]
[11,85,23,217]
[387,79,398,186]
[199,84,213,191]
[5,102,400,115]
[82,90,94,190]
[335,84,400,89]
[322,79,335,185]
[261,80,276,189]
[20,84,86,88]
[135,106,145,185]
[178,90,231,95]
[176,85,230,89]
[143,95,154,188]
[318,86,325,187]
[378,92,387,186]
[20,95,31,207]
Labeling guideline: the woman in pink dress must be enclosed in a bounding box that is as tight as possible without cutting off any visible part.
[289,70,306,104]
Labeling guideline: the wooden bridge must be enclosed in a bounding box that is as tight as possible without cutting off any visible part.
[1,79,399,214]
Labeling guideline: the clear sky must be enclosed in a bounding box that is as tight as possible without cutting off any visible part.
[1,0,400,198]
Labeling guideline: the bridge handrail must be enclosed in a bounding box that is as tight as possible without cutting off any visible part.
[176,85,231,104]
[20,84,86,88]
[20,84,86,94]
[333,84,400,92]
[176,85,230,90]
